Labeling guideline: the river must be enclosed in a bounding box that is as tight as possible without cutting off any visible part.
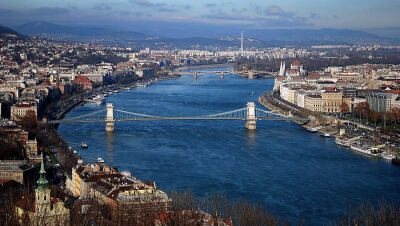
[58,67,400,225]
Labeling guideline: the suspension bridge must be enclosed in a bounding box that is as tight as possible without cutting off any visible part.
[48,102,308,131]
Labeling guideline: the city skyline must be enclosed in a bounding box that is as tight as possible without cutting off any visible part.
[1,0,400,32]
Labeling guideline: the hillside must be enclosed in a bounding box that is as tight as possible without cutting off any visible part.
[0,26,24,40]
[14,21,148,41]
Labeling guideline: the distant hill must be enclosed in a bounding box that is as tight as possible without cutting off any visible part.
[0,26,24,40]
[13,21,149,41]
[10,21,400,48]
[244,28,398,45]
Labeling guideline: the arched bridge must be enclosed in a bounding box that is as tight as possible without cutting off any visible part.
[48,102,308,131]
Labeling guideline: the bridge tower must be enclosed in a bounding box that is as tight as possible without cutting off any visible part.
[105,103,115,132]
[245,102,256,130]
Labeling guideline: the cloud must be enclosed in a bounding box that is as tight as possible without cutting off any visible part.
[158,8,178,13]
[309,12,318,19]
[206,13,250,21]
[131,0,154,7]
[92,4,113,11]
[264,5,293,17]
[205,3,217,8]
[29,7,70,17]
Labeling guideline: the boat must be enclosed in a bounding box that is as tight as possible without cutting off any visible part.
[321,133,331,138]
[87,97,105,105]
[113,90,119,93]
[381,152,396,160]
[97,157,105,163]
[306,126,323,132]
[350,144,380,157]
[81,142,88,149]
[392,158,400,166]
[335,137,351,147]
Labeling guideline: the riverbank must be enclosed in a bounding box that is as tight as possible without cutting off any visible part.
[258,90,400,159]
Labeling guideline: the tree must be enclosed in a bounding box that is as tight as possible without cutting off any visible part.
[354,102,370,122]
[370,111,379,127]
[391,108,400,125]
[340,102,350,116]
[380,111,391,130]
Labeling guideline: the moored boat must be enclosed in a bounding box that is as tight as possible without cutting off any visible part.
[381,152,396,160]
[321,133,331,138]
[350,144,380,157]
[306,126,323,132]
[335,137,351,147]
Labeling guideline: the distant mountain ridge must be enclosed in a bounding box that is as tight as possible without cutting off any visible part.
[9,21,400,47]
[13,21,149,41]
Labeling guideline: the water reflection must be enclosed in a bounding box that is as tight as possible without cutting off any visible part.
[246,129,256,151]
[105,131,115,162]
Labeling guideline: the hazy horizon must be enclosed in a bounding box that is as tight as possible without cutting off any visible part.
[1,0,400,38]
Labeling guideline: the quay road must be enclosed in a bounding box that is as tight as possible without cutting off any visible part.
[259,91,310,119]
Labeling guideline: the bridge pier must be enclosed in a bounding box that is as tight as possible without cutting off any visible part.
[105,103,115,132]
[193,72,198,79]
[246,102,256,130]
[220,73,224,79]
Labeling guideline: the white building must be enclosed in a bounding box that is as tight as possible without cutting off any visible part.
[367,93,398,112]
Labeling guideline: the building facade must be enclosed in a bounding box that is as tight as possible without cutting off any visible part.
[367,93,398,112]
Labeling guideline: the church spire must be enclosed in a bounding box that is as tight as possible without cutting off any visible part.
[37,154,48,190]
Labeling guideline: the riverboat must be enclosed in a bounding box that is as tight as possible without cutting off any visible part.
[320,133,331,138]
[81,142,88,149]
[350,144,380,157]
[381,152,396,160]
[97,157,105,163]
[306,126,323,132]
[86,97,104,105]
[335,137,351,147]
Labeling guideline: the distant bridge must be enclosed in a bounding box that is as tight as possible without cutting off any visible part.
[173,70,277,79]
[48,102,308,131]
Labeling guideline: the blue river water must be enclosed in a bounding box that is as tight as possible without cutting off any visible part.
[58,67,400,225]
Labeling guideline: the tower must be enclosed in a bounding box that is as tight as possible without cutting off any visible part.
[105,103,115,132]
[241,31,244,56]
[279,61,286,76]
[35,155,50,215]
[245,102,256,130]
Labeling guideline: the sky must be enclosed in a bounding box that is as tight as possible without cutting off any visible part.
[1,0,400,32]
